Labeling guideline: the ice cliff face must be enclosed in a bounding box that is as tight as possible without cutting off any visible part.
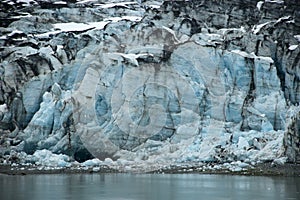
[0,0,299,165]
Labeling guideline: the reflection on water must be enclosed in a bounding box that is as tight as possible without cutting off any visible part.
[1,173,300,200]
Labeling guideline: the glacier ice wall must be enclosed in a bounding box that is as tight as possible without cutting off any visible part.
[0,0,299,164]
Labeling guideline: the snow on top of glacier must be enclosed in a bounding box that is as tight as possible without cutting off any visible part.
[35,15,141,38]
[252,16,291,34]
[252,22,271,34]
[289,45,298,51]
[3,0,38,5]
[98,2,137,9]
[265,0,284,3]
[53,22,97,32]
[256,1,264,11]
[294,35,300,42]
[76,0,97,4]
[53,1,67,4]
[231,50,274,63]
[0,104,8,113]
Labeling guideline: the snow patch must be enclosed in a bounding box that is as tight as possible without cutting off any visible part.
[98,2,137,9]
[0,104,8,113]
[37,15,141,38]
[231,50,274,63]
[257,1,264,10]
[76,0,97,4]
[265,0,284,4]
[148,4,161,9]
[52,16,141,32]
[275,16,291,24]
[289,45,298,51]
[54,1,67,5]
[10,13,33,19]
[252,16,290,34]
[107,16,142,22]
[53,22,95,32]
[8,0,38,6]
[231,49,250,57]
[252,22,270,34]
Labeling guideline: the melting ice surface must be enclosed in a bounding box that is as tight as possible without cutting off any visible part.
[34,16,142,38]
[0,174,300,200]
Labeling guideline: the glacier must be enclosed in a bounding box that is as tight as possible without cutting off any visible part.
[0,0,300,172]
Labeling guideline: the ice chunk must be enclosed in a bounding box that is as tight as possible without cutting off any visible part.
[272,157,287,165]
[253,132,285,161]
[32,149,72,167]
[237,137,249,150]
[236,161,250,168]
[92,167,100,172]
[104,158,114,164]
[261,119,274,132]
[81,158,102,167]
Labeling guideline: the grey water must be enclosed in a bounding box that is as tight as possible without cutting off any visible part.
[0,173,299,200]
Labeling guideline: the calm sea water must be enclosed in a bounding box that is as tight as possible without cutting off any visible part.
[0,173,299,200]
